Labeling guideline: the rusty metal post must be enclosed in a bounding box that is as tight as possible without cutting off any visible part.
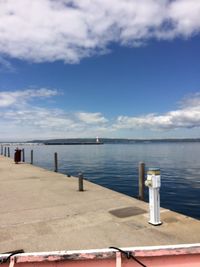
[78,173,84,191]
[31,150,33,164]
[8,147,10,157]
[138,162,145,201]
[54,152,58,172]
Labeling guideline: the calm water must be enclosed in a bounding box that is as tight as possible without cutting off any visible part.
[10,143,200,219]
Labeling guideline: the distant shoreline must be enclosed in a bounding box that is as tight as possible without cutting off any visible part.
[32,138,200,144]
[1,138,200,145]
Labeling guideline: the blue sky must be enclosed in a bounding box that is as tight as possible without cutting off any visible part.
[0,0,200,141]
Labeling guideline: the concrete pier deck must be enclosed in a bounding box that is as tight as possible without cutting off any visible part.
[0,156,199,253]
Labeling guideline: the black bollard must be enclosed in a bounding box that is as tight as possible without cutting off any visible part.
[54,152,58,172]
[22,149,25,162]
[31,150,33,164]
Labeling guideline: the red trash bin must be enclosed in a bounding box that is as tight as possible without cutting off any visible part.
[14,148,21,164]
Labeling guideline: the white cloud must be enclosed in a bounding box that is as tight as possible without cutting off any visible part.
[0,89,110,140]
[76,112,108,124]
[0,108,110,140]
[0,0,199,63]
[168,0,200,37]
[0,89,200,140]
[180,92,200,108]
[114,93,200,130]
[0,89,58,107]
[1,107,78,131]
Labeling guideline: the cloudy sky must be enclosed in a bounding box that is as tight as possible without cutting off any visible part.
[0,0,200,141]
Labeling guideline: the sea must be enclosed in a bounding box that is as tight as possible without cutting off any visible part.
[9,142,200,220]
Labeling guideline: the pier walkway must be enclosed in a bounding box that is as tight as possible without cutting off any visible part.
[0,156,199,253]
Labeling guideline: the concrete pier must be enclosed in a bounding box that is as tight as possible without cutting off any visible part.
[0,156,199,253]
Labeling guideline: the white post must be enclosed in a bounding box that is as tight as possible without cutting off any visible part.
[145,168,162,226]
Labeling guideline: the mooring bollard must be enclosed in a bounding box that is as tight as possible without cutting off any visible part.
[8,147,10,157]
[54,152,58,172]
[145,168,162,226]
[138,162,145,201]
[31,150,33,164]
[78,173,84,191]
[22,149,25,162]
[4,147,7,157]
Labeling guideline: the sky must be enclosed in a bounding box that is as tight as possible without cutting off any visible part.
[0,0,200,141]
